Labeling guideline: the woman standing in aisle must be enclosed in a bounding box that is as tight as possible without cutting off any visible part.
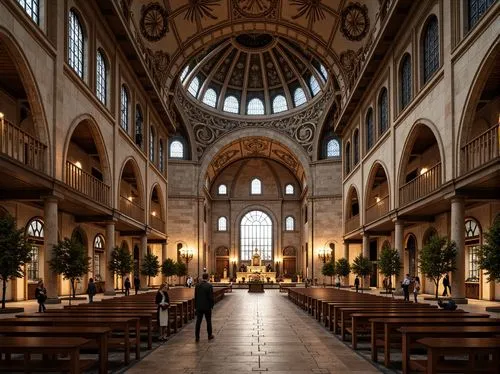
[155,283,170,341]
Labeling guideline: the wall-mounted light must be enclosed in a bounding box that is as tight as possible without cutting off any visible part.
[375,196,381,203]
[127,196,133,202]
[0,112,4,120]
[420,167,428,175]
[74,161,82,169]
[151,211,157,217]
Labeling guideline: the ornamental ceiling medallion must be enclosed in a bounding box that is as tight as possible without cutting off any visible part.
[232,0,278,19]
[290,0,326,23]
[340,2,370,41]
[242,138,270,155]
[140,2,169,42]
[184,0,220,22]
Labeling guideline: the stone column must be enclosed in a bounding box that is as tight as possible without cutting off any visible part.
[362,233,370,258]
[451,197,467,303]
[104,222,116,295]
[343,241,349,260]
[140,234,148,289]
[43,197,60,303]
[161,242,167,264]
[394,219,405,286]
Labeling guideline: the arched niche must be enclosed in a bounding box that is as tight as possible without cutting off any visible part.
[149,184,165,233]
[118,158,145,222]
[345,185,360,233]
[365,162,390,224]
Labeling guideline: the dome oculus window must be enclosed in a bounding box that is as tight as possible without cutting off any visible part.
[223,96,239,113]
[309,76,320,96]
[218,184,227,195]
[188,77,200,97]
[96,50,107,105]
[170,140,184,159]
[285,184,294,195]
[218,217,227,231]
[272,95,288,113]
[294,88,307,107]
[68,9,85,79]
[285,216,295,231]
[17,0,39,24]
[120,85,129,132]
[250,178,262,195]
[326,138,340,158]
[247,98,265,115]
[202,88,217,108]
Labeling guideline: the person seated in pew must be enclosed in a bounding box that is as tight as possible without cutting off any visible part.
[155,283,170,341]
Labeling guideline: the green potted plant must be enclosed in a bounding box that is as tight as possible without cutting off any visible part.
[321,260,336,286]
[141,252,160,287]
[478,218,500,312]
[161,258,176,285]
[351,254,371,293]
[378,244,401,295]
[334,258,351,287]
[109,246,134,292]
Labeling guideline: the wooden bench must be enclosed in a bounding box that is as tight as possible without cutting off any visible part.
[416,337,500,374]
[0,336,93,374]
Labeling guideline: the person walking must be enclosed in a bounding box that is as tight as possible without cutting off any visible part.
[35,280,47,312]
[413,276,421,303]
[134,275,140,295]
[155,284,170,341]
[186,275,193,288]
[87,278,97,303]
[401,274,411,301]
[195,273,214,342]
[124,277,131,296]
[354,276,360,293]
[442,274,451,296]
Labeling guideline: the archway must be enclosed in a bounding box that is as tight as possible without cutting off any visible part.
[215,246,229,281]
[365,162,390,224]
[150,184,165,233]
[64,116,111,206]
[405,233,417,277]
[345,186,360,233]
[282,246,297,278]
[398,123,443,207]
[118,159,144,222]
[240,210,273,262]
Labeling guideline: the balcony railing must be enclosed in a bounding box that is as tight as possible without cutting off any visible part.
[365,195,389,223]
[0,117,47,173]
[119,195,144,222]
[65,161,110,206]
[461,124,499,174]
[150,215,165,232]
[345,214,360,234]
[399,163,442,207]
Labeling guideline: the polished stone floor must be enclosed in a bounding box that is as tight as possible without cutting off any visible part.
[125,289,382,374]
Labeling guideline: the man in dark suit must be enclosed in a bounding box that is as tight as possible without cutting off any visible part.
[195,272,214,342]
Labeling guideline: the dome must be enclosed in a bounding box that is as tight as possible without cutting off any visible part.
[179,33,329,117]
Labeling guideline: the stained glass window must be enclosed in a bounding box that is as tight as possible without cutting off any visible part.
[285,184,294,195]
[27,218,44,238]
[247,98,265,115]
[285,216,295,231]
[400,54,412,110]
[465,219,480,238]
[223,96,239,113]
[68,10,84,78]
[170,140,184,158]
[327,139,340,158]
[218,217,227,231]
[188,77,200,97]
[149,127,155,162]
[423,16,439,83]
[468,0,495,29]
[379,88,388,135]
[202,88,217,107]
[17,0,39,24]
[294,88,307,107]
[353,129,359,165]
[240,210,273,261]
[218,184,227,195]
[366,108,374,150]
[251,178,262,195]
[272,95,288,113]
[96,50,107,105]
[309,76,320,96]
[120,85,129,132]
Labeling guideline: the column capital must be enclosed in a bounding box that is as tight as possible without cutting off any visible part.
[42,191,64,202]
[392,218,405,225]
[450,195,466,204]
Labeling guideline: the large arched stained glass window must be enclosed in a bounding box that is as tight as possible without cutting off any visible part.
[68,9,85,78]
[240,210,273,261]
[326,138,340,158]
[272,95,288,113]
[223,96,239,113]
[202,88,217,107]
[378,88,388,135]
[247,98,265,115]
[468,0,495,30]
[96,50,108,105]
[366,108,374,150]
[400,54,412,110]
[422,16,440,83]
[294,88,307,107]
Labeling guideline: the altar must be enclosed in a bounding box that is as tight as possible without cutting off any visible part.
[236,248,276,283]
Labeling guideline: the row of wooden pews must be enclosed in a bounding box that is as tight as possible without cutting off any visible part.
[287,287,500,373]
[0,286,228,373]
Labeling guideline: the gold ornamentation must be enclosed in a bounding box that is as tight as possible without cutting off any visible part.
[140,2,169,42]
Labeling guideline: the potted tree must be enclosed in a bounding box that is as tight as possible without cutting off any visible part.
[378,244,401,295]
[141,252,160,288]
[478,218,500,312]
[50,237,90,305]
[108,246,134,292]
[161,258,176,286]
[334,258,351,287]
[175,261,188,285]
[351,254,371,293]
[321,260,336,286]
[0,214,32,313]
[419,235,457,300]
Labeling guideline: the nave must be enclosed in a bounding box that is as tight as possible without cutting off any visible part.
[127,290,380,374]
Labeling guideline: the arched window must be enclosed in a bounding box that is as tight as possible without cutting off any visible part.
[170,140,184,158]
[17,0,40,24]
[366,108,374,150]
[188,77,200,97]
[400,54,412,110]
[218,217,227,231]
[218,184,227,195]
[93,234,104,280]
[149,126,155,162]
[465,218,481,281]
[96,49,108,105]
[135,105,143,147]
[285,216,295,231]
[247,98,264,115]
[180,65,189,83]
[202,88,217,107]
[240,210,273,260]
[120,85,129,132]
[272,95,288,113]
[309,76,320,96]
[26,218,43,281]
[294,88,307,107]
[251,178,262,195]
[27,218,44,238]
[68,9,85,78]
[326,138,340,158]
[422,16,440,83]
[378,88,388,135]
[345,142,351,174]
[285,184,294,195]
[320,65,328,81]
[468,0,495,30]
[353,129,359,165]
[223,96,239,113]
[159,140,164,171]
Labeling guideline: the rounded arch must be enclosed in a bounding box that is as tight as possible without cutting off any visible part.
[0,27,51,168]
[345,184,361,219]
[404,232,418,250]
[215,246,229,257]
[465,216,482,239]
[26,216,44,239]
[364,161,391,220]
[419,14,440,84]
[63,113,112,185]
[118,157,145,219]
[283,246,297,256]
[71,226,88,247]
[422,227,438,246]
[149,183,165,221]
[238,208,274,261]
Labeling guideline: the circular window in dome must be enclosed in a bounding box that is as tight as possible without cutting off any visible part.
[236,33,274,49]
